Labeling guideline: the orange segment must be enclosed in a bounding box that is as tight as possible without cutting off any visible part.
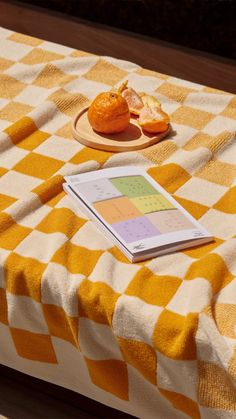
[139,105,169,133]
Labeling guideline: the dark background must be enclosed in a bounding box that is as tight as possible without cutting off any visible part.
[18,0,236,60]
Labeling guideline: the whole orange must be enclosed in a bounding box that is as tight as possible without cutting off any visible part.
[88,92,130,134]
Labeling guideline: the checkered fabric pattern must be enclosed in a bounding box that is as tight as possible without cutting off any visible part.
[0,26,236,419]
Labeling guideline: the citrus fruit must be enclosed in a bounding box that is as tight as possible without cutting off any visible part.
[138,105,169,133]
[118,80,144,115]
[140,93,161,109]
[88,91,130,134]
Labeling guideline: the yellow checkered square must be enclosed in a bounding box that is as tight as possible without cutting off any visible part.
[13,152,64,179]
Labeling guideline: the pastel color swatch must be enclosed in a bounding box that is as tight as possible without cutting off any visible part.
[74,178,122,203]
[112,216,161,243]
[111,176,158,198]
[93,196,142,224]
[131,195,175,214]
[147,209,194,233]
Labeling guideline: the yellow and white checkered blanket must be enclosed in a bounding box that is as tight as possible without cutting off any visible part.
[0,26,236,418]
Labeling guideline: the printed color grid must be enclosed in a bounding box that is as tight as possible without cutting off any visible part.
[75,175,195,242]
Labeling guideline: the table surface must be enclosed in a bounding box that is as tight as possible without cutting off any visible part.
[0,0,235,94]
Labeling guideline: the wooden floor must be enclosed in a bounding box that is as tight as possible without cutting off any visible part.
[0,364,134,419]
[0,0,235,93]
[0,373,95,419]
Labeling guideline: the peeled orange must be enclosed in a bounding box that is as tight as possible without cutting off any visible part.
[118,81,144,116]
[138,106,169,133]
[88,91,130,134]
[140,93,161,109]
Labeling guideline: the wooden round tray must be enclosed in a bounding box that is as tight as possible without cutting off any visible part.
[72,106,170,152]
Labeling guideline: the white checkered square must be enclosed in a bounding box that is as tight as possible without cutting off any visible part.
[15,230,67,263]
[64,76,110,100]
[5,62,44,84]
[71,221,112,250]
[200,209,236,240]
[113,295,163,346]
[175,177,227,206]
[89,252,141,293]
[115,72,164,92]
[157,351,198,401]
[41,263,84,316]
[147,252,193,278]
[203,115,236,135]
[40,41,74,56]
[166,278,212,315]
[7,293,49,334]
[0,171,41,198]
[0,147,29,169]
[184,91,233,114]
[0,40,32,61]
[15,85,52,106]
[34,135,83,161]
[79,317,123,360]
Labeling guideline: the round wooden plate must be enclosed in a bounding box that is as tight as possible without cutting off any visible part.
[72,106,170,152]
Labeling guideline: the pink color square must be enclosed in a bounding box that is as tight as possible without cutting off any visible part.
[146,209,194,234]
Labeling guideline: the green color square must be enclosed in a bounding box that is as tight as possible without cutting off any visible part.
[110,176,158,198]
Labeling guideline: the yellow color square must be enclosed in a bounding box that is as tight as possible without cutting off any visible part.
[0,193,16,211]
[32,174,63,204]
[0,102,33,122]
[125,267,181,307]
[142,139,178,165]
[0,289,8,325]
[159,389,201,419]
[4,116,37,145]
[20,48,64,65]
[8,32,43,46]
[221,96,236,120]
[173,195,209,219]
[148,164,191,194]
[33,63,76,89]
[131,194,175,214]
[198,361,236,410]
[10,328,57,363]
[0,168,8,178]
[84,59,127,86]
[51,242,102,276]
[85,357,128,400]
[36,207,86,238]
[48,88,89,116]
[4,252,46,302]
[0,75,26,100]
[17,130,50,151]
[0,214,31,250]
[153,309,198,360]
[0,57,14,72]
[70,147,112,165]
[13,152,64,180]
[196,160,236,187]
[171,105,213,129]
[79,279,120,325]
[157,82,195,103]
[118,337,157,385]
[213,186,236,214]
[43,304,78,347]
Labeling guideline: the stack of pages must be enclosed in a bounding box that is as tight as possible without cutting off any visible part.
[64,167,213,262]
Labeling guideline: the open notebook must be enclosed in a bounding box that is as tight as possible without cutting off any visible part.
[64,167,213,262]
